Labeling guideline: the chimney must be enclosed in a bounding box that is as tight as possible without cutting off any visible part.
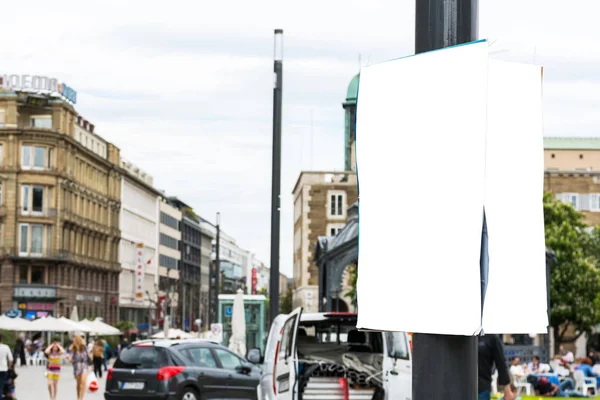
[89,124,95,133]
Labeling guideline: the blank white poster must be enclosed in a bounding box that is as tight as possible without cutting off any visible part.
[356,41,489,335]
[482,60,548,334]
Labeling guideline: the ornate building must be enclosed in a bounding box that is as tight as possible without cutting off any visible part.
[0,88,121,323]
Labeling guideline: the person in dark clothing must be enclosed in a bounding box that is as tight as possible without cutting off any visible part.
[527,375,589,397]
[12,336,26,368]
[478,334,514,400]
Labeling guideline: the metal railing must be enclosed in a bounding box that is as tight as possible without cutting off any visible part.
[1,247,115,269]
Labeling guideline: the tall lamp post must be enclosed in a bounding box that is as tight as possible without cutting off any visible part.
[269,29,283,325]
[412,0,479,398]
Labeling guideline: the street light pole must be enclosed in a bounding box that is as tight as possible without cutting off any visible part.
[412,0,479,399]
[210,212,221,327]
[269,29,283,325]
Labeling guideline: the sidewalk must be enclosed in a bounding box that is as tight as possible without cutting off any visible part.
[11,364,105,400]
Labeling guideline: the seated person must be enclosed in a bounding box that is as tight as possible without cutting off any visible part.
[576,358,596,377]
[510,356,526,379]
[527,356,542,374]
[527,375,589,398]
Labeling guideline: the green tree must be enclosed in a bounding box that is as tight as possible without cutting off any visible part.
[345,264,358,309]
[114,320,136,332]
[280,286,294,314]
[544,193,600,352]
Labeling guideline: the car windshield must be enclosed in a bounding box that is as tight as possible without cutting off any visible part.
[114,345,171,369]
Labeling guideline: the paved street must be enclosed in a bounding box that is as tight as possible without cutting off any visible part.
[11,364,106,400]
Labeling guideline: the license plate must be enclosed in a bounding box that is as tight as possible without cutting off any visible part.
[122,382,145,390]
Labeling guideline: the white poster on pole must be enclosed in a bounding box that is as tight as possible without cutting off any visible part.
[356,40,489,336]
[482,60,547,334]
[355,41,548,335]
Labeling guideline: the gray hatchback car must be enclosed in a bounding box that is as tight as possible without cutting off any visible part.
[104,339,260,400]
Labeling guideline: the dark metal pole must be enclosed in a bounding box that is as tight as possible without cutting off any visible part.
[209,213,221,327]
[412,0,479,399]
[269,29,283,325]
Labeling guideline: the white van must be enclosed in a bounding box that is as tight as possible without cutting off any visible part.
[251,308,412,400]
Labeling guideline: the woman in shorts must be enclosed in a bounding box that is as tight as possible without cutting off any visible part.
[44,337,65,400]
[68,336,89,400]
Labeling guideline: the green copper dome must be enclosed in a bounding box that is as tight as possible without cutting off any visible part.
[345,74,360,103]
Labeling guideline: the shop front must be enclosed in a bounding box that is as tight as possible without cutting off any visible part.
[13,285,60,320]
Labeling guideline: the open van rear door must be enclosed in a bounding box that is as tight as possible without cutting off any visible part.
[273,307,302,400]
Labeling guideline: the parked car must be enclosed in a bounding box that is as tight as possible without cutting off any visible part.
[105,338,261,400]
[251,309,412,400]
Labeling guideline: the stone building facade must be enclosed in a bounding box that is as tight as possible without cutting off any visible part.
[292,171,358,313]
[0,91,121,323]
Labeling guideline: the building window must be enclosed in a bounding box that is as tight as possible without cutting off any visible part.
[31,266,45,284]
[21,185,46,215]
[0,183,2,206]
[22,145,51,170]
[591,194,600,212]
[0,110,5,127]
[160,212,179,230]
[159,254,179,269]
[0,144,3,165]
[327,224,345,236]
[558,193,580,210]
[329,192,346,217]
[160,233,179,250]
[19,223,48,256]
[19,265,28,283]
[31,115,52,129]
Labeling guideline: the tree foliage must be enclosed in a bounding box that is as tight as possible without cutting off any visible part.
[114,320,136,332]
[280,286,294,314]
[345,264,358,309]
[544,193,600,346]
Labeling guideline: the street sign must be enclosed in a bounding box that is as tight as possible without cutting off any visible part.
[5,309,21,318]
[225,306,232,318]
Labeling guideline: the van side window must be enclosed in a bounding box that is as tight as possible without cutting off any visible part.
[384,332,409,360]
[280,315,297,359]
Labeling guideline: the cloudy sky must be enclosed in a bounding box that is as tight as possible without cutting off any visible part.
[2,0,597,276]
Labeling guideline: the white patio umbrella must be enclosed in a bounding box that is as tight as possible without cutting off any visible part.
[29,316,84,332]
[0,315,31,331]
[151,328,193,339]
[58,317,91,333]
[78,318,122,336]
[70,306,79,322]
[228,289,246,357]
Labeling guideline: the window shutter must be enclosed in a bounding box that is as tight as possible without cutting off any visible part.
[556,193,565,202]
[592,194,599,211]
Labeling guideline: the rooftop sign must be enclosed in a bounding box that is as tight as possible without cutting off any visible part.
[0,74,77,104]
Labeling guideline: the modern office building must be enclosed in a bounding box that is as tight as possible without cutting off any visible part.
[0,79,121,323]
[118,159,161,327]
[158,199,182,327]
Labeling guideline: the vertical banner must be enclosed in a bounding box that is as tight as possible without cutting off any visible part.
[135,243,145,303]
[251,268,258,295]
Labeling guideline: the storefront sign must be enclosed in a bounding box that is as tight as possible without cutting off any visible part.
[36,311,49,318]
[135,243,145,303]
[5,310,21,318]
[14,286,56,299]
[27,303,54,311]
[75,295,101,302]
[0,74,77,104]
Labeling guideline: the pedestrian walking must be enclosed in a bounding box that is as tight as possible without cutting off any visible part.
[478,334,514,400]
[0,334,15,400]
[68,336,89,400]
[44,337,65,400]
[103,340,111,371]
[12,335,26,368]
[92,340,104,378]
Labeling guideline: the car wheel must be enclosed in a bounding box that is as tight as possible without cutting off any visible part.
[180,388,199,400]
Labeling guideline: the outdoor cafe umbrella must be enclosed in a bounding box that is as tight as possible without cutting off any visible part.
[228,289,246,357]
[29,316,89,332]
[78,318,122,336]
[58,317,90,334]
[0,315,32,331]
